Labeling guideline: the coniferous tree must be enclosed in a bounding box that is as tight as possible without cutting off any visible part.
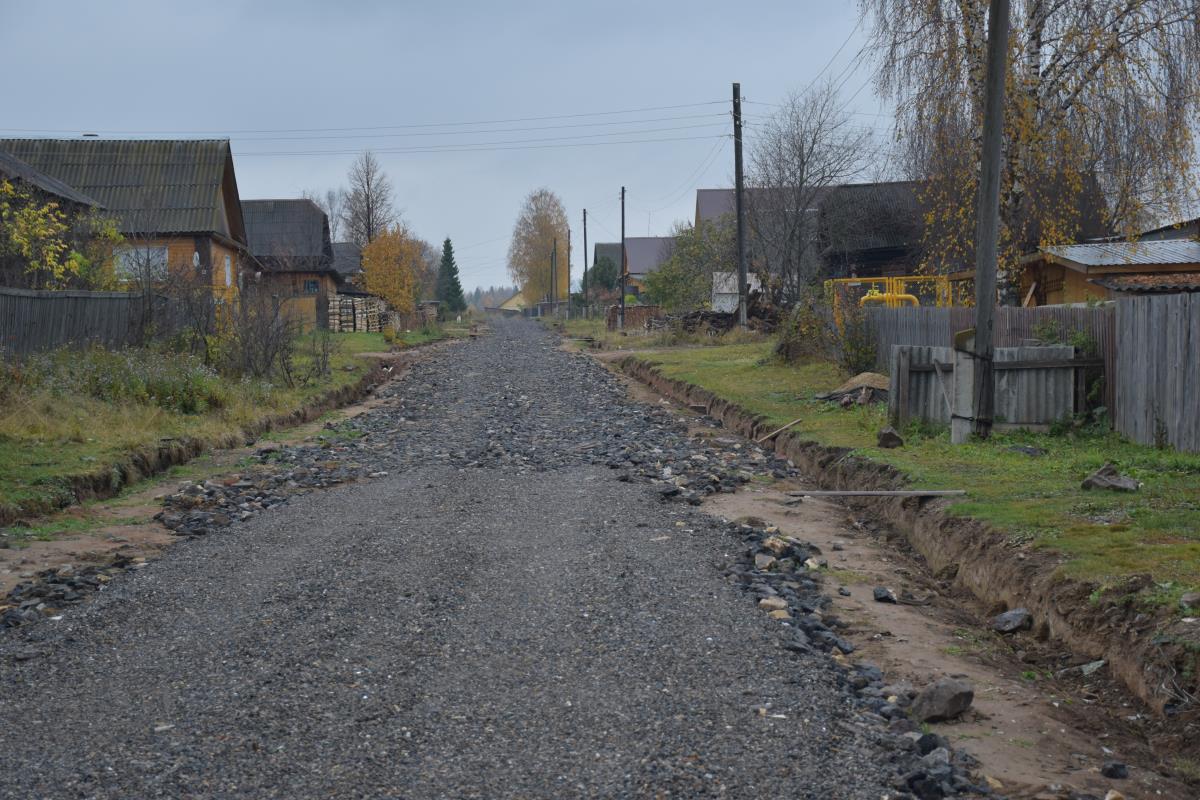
[435,237,467,313]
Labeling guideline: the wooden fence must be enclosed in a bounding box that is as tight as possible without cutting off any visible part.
[867,305,1116,412]
[0,287,155,356]
[1115,293,1200,452]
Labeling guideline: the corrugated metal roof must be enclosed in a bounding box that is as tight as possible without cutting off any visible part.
[0,138,240,241]
[1041,240,1200,267]
[0,150,104,208]
[243,199,333,271]
[1092,271,1200,293]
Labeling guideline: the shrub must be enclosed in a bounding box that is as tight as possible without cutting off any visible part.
[774,285,877,375]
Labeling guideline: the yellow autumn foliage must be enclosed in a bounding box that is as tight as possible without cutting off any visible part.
[362,224,420,314]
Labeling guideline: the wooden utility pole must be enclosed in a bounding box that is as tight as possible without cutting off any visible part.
[619,186,626,330]
[566,226,571,320]
[733,82,748,329]
[582,208,588,315]
[551,238,558,315]
[964,0,1011,442]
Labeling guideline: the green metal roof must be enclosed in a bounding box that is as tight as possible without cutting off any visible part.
[0,138,246,244]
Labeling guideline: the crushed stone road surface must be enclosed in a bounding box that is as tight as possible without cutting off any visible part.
[1,321,912,799]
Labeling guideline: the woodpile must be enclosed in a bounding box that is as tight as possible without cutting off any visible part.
[327,295,386,333]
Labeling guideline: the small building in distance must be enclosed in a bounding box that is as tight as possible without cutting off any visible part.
[243,199,338,298]
[0,138,249,302]
[1019,240,1200,306]
[591,238,675,297]
[330,241,364,291]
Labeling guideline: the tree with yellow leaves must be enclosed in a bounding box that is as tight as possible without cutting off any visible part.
[362,223,420,314]
[861,0,1200,304]
[507,188,569,304]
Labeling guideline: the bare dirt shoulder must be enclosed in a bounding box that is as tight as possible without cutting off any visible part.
[602,352,1196,800]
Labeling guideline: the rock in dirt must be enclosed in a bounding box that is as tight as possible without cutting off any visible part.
[1081,463,1138,492]
[873,586,898,604]
[910,678,974,722]
[1101,761,1129,779]
[991,607,1033,633]
[876,427,904,449]
[1180,591,1200,610]
[1104,790,1126,800]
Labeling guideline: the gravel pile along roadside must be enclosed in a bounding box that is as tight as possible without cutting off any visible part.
[0,320,980,798]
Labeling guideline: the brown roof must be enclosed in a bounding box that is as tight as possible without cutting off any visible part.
[1091,272,1200,293]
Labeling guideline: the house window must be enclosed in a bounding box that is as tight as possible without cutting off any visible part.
[115,245,168,283]
[224,255,233,287]
[303,279,320,294]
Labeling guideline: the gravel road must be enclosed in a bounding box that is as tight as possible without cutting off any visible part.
[0,321,954,799]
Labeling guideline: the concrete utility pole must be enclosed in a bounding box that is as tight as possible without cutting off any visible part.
[551,238,558,317]
[955,0,1010,444]
[619,186,626,330]
[582,208,588,315]
[566,226,571,320]
[733,82,748,329]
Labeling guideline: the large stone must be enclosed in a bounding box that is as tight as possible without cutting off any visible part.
[910,678,974,722]
[758,597,788,612]
[873,586,898,604]
[877,427,905,449]
[991,607,1033,633]
[1180,591,1200,610]
[1081,463,1139,492]
[1101,761,1129,779]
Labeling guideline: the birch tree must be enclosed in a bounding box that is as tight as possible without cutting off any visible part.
[746,81,873,304]
[861,0,1200,303]
[342,151,396,248]
[507,188,568,303]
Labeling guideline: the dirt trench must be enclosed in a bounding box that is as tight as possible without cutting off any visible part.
[615,355,1199,719]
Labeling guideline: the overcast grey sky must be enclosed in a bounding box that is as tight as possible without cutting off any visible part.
[1,1,887,292]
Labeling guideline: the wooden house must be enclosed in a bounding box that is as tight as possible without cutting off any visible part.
[243,199,338,298]
[0,138,249,303]
[1019,240,1200,306]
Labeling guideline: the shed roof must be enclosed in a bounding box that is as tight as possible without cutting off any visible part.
[0,138,246,244]
[593,242,622,267]
[1031,240,1200,268]
[1091,272,1200,293]
[0,150,104,208]
[243,199,334,271]
[623,236,675,277]
[330,241,362,278]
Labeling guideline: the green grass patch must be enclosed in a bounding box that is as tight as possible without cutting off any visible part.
[637,342,1200,602]
[0,332,385,521]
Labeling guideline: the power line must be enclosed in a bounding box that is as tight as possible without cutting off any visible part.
[0,100,729,136]
[233,133,729,158]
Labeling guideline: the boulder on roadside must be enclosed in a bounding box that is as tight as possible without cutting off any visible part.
[910,677,974,722]
[991,607,1033,634]
[877,427,904,449]
[1081,463,1139,492]
[873,586,898,604]
[1179,590,1200,610]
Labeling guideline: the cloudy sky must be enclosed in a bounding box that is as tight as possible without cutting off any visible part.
[1,1,889,292]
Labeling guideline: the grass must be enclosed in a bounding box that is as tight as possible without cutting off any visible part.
[552,315,771,351]
[636,341,1200,604]
[0,332,387,520]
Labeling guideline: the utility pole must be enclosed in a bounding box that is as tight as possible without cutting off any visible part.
[551,237,558,317]
[733,82,748,329]
[619,186,626,330]
[582,208,589,316]
[566,225,571,320]
[964,0,1010,442]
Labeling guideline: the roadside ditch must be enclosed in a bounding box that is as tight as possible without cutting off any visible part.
[615,352,1199,796]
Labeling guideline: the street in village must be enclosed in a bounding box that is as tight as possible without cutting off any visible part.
[0,321,984,798]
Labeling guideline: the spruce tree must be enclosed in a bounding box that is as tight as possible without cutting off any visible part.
[436,237,467,313]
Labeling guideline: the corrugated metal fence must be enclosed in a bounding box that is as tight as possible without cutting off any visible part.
[0,287,154,356]
[868,305,1116,411]
[1115,293,1200,452]
[888,344,1077,429]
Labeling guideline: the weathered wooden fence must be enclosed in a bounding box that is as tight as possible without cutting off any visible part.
[868,305,1116,412]
[1115,293,1200,452]
[0,287,154,356]
[889,344,1079,430]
